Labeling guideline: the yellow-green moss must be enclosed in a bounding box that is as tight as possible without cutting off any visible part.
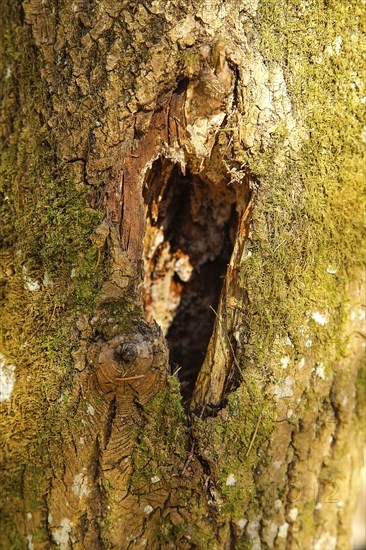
[206,0,366,525]
[235,0,365,376]
[131,376,187,488]
[1,0,365,546]
[0,2,105,543]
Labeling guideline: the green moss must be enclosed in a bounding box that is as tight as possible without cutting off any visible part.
[193,387,277,520]
[131,377,187,488]
[156,520,188,545]
[0,3,106,545]
[127,377,222,547]
[1,0,365,546]
[95,299,142,339]
[0,520,27,550]
[234,538,254,550]
[233,0,365,379]
[204,0,365,535]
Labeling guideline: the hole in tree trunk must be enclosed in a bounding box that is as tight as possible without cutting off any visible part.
[143,157,245,402]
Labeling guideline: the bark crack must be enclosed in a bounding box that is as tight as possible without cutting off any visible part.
[104,395,117,450]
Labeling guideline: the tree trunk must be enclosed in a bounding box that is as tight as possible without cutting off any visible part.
[0,1,365,549]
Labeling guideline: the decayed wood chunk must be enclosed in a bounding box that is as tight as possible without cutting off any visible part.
[143,219,193,334]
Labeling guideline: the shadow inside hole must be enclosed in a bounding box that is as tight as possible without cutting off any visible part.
[167,259,230,401]
[143,159,241,402]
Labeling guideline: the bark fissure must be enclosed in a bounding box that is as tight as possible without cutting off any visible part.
[104,395,117,450]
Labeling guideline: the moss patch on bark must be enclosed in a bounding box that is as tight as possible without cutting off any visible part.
[0,3,106,543]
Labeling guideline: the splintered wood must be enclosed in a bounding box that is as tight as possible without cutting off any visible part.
[143,218,193,335]
[142,157,248,396]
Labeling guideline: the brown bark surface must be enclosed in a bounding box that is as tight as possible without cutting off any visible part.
[0,1,365,549]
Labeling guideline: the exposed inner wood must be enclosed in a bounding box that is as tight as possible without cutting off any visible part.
[143,156,244,399]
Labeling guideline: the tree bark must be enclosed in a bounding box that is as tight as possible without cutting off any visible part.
[0,1,365,549]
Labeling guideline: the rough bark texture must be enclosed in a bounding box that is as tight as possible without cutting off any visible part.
[0,0,365,549]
